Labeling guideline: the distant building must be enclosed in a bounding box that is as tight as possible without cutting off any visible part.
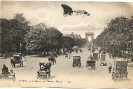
[85,32,94,42]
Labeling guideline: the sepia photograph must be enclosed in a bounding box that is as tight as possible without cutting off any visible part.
[0,1,133,88]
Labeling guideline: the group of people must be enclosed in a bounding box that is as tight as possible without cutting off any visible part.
[65,53,71,59]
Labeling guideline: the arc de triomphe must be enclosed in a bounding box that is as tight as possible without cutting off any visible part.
[85,32,94,42]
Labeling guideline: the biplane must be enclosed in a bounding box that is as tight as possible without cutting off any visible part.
[61,4,90,17]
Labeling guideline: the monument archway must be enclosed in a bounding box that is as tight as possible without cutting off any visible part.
[85,32,94,42]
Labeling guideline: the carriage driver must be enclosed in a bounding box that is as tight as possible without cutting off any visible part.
[2,64,9,74]
[87,55,93,60]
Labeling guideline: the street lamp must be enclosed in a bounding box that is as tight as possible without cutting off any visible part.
[20,43,22,53]
[125,42,128,59]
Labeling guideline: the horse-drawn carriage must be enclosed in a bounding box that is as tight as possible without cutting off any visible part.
[86,55,96,69]
[72,55,81,67]
[10,55,23,67]
[37,61,52,79]
[48,55,56,65]
[100,60,107,66]
[86,60,96,69]
[112,59,128,80]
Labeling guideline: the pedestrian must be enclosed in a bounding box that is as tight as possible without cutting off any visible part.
[76,49,78,53]
[68,54,71,59]
[108,63,112,73]
[65,53,68,59]
[109,54,111,59]
[90,55,93,60]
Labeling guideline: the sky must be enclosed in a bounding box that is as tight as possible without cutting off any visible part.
[1,1,133,38]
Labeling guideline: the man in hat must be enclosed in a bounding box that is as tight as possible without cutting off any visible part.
[108,63,112,73]
[2,64,9,74]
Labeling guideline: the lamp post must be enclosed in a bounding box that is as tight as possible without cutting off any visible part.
[125,42,128,59]
[20,43,22,53]
[131,38,133,61]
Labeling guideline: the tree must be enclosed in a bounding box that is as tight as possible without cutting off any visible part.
[62,36,74,49]
[44,27,63,51]
[0,13,30,54]
[93,16,133,58]
[25,23,63,54]
[25,23,47,52]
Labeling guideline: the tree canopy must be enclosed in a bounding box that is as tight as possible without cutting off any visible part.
[0,13,30,53]
[25,23,63,53]
[93,16,133,58]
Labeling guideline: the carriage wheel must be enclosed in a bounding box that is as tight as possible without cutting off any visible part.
[0,75,2,79]
[20,63,22,67]
[54,59,56,64]
[11,62,15,68]
[11,63,14,68]
[124,72,128,78]
[124,75,127,78]
[86,65,88,68]
[48,74,50,78]
[112,76,115,80]
[78,63,81,68]
[53,61,54,65]
[13,63,15,68]
[37,76,39,79]
[112,74,117,80]
[13,77,16,82]
[21,62,23,67]
[93,66,95,69]
[63,14,67,17]
[72,64,75,67]
[114,77,117,81]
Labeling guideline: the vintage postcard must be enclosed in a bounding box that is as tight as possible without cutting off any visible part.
[0,1,133,88]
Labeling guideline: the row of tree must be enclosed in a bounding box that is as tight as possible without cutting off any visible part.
[1,13,30,55]
[0,13,87,56]
[93,16,133,58]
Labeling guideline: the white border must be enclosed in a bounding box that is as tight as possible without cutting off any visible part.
[1,0,133,2]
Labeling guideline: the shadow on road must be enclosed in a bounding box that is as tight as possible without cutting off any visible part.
[12,66,27,68]
[50,76,56,79]
[128,64,133,68]
[72,66,84,68]
[87,68,97,70]
[113,78,130,82]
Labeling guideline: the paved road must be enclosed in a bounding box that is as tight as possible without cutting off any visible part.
[0,48,133,88]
